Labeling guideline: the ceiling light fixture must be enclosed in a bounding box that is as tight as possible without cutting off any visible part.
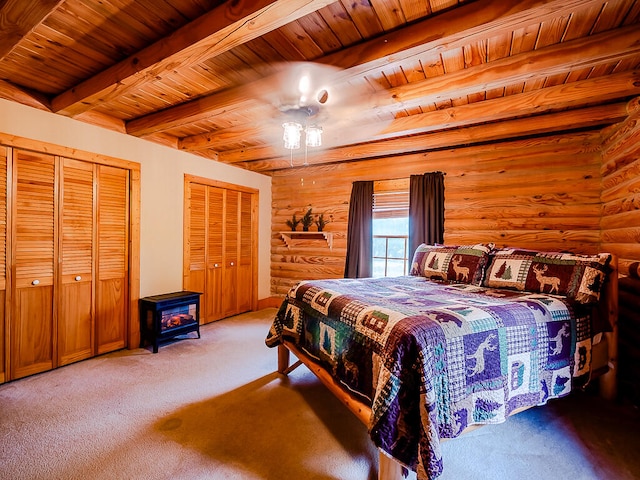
[282,121,323,167]
[281,114,324,167]
[282,122,323,150]
[280,77,329,166]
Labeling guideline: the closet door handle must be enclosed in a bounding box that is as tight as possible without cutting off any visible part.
[214,263,219,268]
[32,279,40,285]
[75,275,82,281]
[230,262,234,266]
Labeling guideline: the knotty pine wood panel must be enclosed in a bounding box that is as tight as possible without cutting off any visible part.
[12,285,54,379]
[271,132,604,295]
[58,281,93,366]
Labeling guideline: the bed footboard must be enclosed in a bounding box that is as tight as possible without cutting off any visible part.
[278,342,371,424]
[278,342,412,480]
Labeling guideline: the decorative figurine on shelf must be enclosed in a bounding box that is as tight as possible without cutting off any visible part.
[286,214,300,231]
[315,213,332,232]
[301,207,314,231]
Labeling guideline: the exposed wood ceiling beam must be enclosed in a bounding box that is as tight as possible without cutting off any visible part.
[128,92,258,137]
[126,0,602,137]
[178,37,640,154]
[321,0,605,78]
[0,0,65,61]
[0,79,51,111]
[51,0,335,116]
[376,24,640,113]
[374,71,640,139]
[223,103,629,172]
[0,81,128,134]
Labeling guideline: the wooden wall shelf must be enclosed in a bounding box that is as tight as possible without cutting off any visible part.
[280,231,333,250]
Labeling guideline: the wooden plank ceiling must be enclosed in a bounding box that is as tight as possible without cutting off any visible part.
[0,0,639,174]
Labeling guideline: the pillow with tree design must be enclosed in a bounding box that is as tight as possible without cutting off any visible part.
[483,248,612,304]
[410,243,494,285]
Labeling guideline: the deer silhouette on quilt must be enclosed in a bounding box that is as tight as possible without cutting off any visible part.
[532,264,561,294]
[451,255,470,282]
[467,333,497,377]
[549,323,570,356]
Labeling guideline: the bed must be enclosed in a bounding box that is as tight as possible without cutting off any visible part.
[266,244,618,480]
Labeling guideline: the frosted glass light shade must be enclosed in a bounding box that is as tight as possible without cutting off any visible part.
[305,125,322,147]
[283,122,302,149]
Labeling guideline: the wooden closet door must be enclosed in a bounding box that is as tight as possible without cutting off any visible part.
[185,182,206,318]
[207,186,224,322]
[58,158,94,366]
[237,191,253,313]
[221,189,238,318]
[184,177,257,324]
[95,165,128,354]
[11,150,57,380]
[0,147,7,383]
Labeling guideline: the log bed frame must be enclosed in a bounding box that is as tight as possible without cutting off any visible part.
[276,256,619,480]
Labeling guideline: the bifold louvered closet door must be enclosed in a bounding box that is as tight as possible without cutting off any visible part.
[7,149,129,381]
[12,149,57,379]
[0,147,7,383]
[183,176,257,324]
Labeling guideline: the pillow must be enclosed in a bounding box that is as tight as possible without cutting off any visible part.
[410,243,494,285]
[483,248,612,304]
[409,243,432,276]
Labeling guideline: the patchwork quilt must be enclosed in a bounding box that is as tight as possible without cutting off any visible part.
[265,275,596,480]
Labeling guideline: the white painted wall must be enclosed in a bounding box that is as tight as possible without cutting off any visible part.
[0,99,272,299]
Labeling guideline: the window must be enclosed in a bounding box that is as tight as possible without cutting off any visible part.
[372,179,409,277]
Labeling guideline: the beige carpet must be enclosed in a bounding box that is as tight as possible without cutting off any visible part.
[0,309,639,480]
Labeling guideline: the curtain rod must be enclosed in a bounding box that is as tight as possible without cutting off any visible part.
[353,172,446,186]
[374,171,447,182]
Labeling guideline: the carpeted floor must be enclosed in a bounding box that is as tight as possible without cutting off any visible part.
[0,308,639,480]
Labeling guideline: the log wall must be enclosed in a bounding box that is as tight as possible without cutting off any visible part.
[601,99,640,406]
[601,99,640,276]
[271,131,604,296]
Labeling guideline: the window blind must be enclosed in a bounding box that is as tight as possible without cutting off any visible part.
[373,179,409,219]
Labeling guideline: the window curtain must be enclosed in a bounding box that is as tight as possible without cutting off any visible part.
[409,172,444,256]
[344,180,373,278]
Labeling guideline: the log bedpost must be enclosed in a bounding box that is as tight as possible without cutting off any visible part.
[599,255,619,400]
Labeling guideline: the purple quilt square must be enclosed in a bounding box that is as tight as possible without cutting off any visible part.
[464,330,501,384]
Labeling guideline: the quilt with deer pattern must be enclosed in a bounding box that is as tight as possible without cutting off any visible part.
[265,275,596,480]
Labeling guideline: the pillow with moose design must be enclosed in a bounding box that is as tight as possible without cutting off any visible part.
[483,248,612,304]
[410,243,494,285]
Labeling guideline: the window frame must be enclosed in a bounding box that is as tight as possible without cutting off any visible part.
[372,179,410,278]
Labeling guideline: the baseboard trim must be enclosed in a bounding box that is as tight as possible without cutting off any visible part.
[258,296,284,310]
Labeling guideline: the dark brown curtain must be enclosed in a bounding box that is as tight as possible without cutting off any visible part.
[344,181,373,278]
[409,172,444,256]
